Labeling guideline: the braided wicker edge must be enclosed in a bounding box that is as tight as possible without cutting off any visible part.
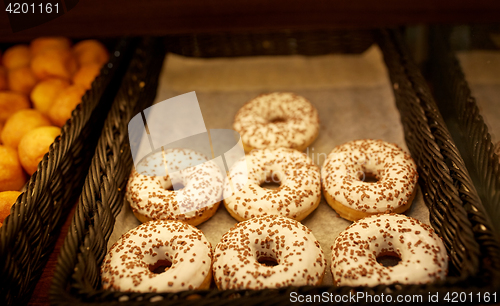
[385,27,500,282]
[377,29,484,278]
[50,31,498,306]
[430,27,500,221]
[427,26,500,280]
[0,37,135,305]
[50,36,166,305]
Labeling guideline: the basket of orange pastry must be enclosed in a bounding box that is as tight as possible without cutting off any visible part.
[0,36,135,304]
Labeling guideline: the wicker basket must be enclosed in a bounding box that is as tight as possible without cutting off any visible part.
[50,30,500,305]
[427,26,500,279]
[0,37,139,305]
[382,28,500,292]
[428,26,500,234]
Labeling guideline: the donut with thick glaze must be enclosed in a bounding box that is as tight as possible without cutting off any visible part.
[126,148,224,226]
[101,220,213,292]
[233,92,319,152]
[321,139,418,221]
[213,215,326,289]
[223,148,321,222]
[331,213,448,286]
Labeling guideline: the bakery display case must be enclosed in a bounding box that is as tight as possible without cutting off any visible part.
[45,29,498,305]
[0,2,499,305]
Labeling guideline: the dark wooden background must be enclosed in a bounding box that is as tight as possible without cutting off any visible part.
[2,0,500,41]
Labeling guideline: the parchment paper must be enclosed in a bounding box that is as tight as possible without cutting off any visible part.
[108,45,430,286]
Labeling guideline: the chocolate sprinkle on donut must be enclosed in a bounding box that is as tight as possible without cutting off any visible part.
[213,215,326,290]
[330,213,448,286]
[101,220,213,293]
[321,139,418,221]
[233,92,319,152]
[126,148,224,225]
[223,148,321,221]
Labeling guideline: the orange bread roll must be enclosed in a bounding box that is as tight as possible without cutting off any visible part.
[3,45,30,70]
[0,66,7,90]
[1,109,51,149]
[7,66,38,95]
[0,191,22,226]
[31,48,78,81]
[30,78,70,115]
[18,126,60,175]
[30,37,71,55]
[48,85,86,127]
[0,145,26,191]
[0,91,30,123]
[72,63,101,89]
[73,40,109,66]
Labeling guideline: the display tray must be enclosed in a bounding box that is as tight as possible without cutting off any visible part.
[51,30,499,305]
[0,37,139,305]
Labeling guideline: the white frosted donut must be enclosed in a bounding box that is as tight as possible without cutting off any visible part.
[331,214,448,286]
[321,139,418,221]
[126,148,224,226]
[223,148,321,221]
[233,92,320,152]
[213,215,326,289]
[101,220,213,292]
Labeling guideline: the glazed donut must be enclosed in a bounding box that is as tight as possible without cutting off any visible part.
[126,148,224,226]
[213,215,326,289]
[223,148,321,222]
[321,139,418,221]
[233,92,319,152]
[331,213,448,286]
[101,220,213,292]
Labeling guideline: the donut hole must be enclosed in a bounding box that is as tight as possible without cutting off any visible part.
[260,173,282,190]
[376,251,401,267]
[148,259,173,274]
[166,182,185,191]
[260,181,281,190]
[257,256,279,267]
[359,171,380,184]
[269,117,287,124]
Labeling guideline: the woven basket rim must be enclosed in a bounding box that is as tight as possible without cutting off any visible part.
[0,37,136,305]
